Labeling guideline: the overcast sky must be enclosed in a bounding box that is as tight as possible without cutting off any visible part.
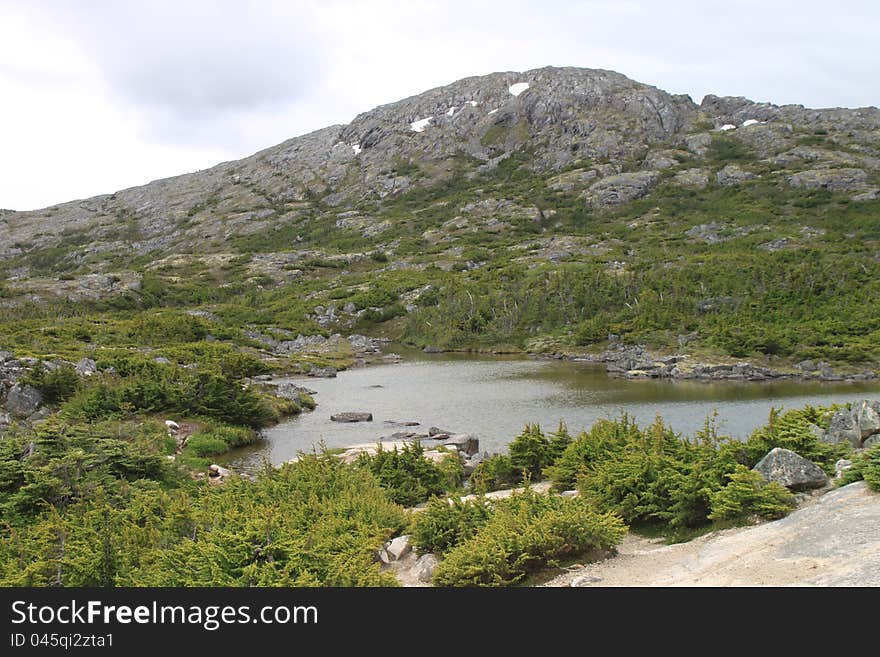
[1,0,877,211]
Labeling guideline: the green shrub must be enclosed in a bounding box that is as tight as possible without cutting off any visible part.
[185,434,228,457]
[128,312,209,345]
[469,454,519,493]
[575,419,687,525]
[508,424,550,480]
[359,303,405,324]
[543,416,639,490]
[157,343,270,378]
[708,466,795,521]
[62,369,275,429]
[737,406,849,474]
[706,134,754,163]
[0,454,406,586]
[435,450,464,491]
[0,418,172,520]
[837,444,880,491]
[410,496,492,554]
[549,411,827,533]
[21,363,79,404]
[432,490,626,586]
[358,442,450,506]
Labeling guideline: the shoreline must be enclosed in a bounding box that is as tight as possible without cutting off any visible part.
[410,342,877,384]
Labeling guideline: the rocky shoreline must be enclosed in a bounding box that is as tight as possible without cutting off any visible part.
[534,343,877,383]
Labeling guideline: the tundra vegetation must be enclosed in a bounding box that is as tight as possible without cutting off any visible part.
[1,399,868,586]
[2,68,879,586]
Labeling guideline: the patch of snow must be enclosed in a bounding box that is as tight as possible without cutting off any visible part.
[508,82,530,96]
[410,116,433,132]
[468,100,478,107]
[741,119,760,127]
[718,124,736,131]
[488,108,499,115]
[351,143,361,155]
[446,106,457,117]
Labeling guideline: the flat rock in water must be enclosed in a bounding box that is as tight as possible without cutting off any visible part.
[753,447,828,490]
[383,420,420,427]
[442,433,479,455]
[331,412,373,422]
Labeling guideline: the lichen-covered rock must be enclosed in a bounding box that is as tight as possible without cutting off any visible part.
[385,535,412,562]
[786,168,869,192]
[412,553,438,583]
[851,188,879,202]
[684,133,712,156]
[330,412,373,423]
[4,383,43,418]
[75,358,97,376]
[442,433,479,456]
[547,168,600,192]
[583,172,659,208]
[753,447,828,490]
[851,400,880,440]
[716,164,757,186]
[825,401,880,448]
[642,150,686,170]
[673,168,709,189]
[824,409,860,448]
[308,366,337,378]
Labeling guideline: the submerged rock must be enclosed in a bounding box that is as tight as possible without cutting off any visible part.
[308,366,337,378]
[442,433,479,456]
[331,412,373,422]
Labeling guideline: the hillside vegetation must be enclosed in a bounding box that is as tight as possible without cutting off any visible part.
[0,67,878,371]
[1,67,879,586]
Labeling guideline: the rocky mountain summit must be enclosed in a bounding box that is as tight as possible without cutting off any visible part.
[2,66,878,293]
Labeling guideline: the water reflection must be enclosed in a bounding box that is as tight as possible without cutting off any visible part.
[223,350,880,472]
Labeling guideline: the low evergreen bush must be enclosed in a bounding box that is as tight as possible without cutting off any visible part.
[432,490,626,587]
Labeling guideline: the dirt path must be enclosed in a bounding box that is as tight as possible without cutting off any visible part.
[543,482,880,587]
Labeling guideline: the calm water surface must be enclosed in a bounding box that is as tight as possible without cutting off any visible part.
[223,349,880,471]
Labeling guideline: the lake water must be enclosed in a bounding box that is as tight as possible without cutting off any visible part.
[223,349,880,471]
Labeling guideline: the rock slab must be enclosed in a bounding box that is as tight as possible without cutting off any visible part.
[413,553,439,583]
[4,383,43,418]
[753,447,828,490]
[331,412,373,422]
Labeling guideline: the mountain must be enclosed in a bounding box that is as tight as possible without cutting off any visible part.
[1,65,879,370]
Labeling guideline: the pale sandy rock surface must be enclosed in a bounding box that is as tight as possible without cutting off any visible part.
[543,482,880,587]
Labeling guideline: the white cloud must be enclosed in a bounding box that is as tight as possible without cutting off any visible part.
[0,0,878,210]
